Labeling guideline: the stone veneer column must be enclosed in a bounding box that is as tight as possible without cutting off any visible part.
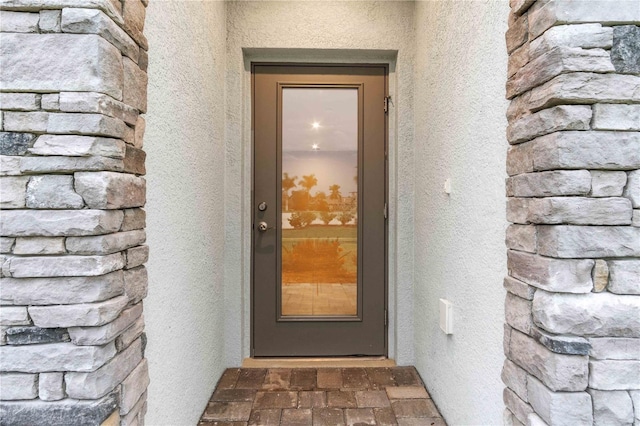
[503,1,640,425]
[0,1,149,424]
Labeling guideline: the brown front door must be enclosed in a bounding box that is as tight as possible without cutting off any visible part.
[252,64,387,357]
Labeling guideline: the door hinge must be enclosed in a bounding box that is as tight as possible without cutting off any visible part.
[384,309,388,326]
[384,96,391,114]
[384,202,388,219]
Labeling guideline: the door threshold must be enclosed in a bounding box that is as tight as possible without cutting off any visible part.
[242,357,396,368]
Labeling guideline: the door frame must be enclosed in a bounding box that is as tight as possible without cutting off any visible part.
[250,63,389,356]
[224,49,412,364]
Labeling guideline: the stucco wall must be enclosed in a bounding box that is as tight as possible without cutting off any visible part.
[144,2,227,424]
[225,0,417,364]
[412,1,509,424]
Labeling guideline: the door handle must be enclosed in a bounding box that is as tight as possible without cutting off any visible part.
[257,221,274,232]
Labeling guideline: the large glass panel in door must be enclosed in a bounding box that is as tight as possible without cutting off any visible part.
[281,88,358,316]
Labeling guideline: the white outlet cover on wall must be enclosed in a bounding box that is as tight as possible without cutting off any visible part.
[439,299,453,334]
[444,178,452,194]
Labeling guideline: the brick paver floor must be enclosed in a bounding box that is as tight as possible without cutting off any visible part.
[198,367,447,426]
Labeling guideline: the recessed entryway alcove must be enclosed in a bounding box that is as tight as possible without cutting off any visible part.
[144,2,509,424]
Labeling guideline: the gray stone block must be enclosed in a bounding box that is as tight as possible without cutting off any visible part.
[612,25,640,74]
[0,373,38,400]
[608,260,640,295]
[624,170,640,208]
[630,391,640,423]
[590,389,634,426]
[506,171,592,197]
[0,306,30,326]
[1,156,22,176]
[508,41,530,79]
[504,276,536,301]
[13,237,66,255]
[592,259,609,293]
[590,360,640,390]
[74,172,145,209]
[59,92,138,125]
[123,144,146,176]
[122,0,146,48]
[590,170,628,197]
[0,33,123,99]
[121,390,146,426]
[530,327,590,356]
[1,271,124,306]
[507,105,591,144]
[507,47,613,99]
[506,11,528,54]
[6,327,69,345]
[0,209,123,237]
[39,9,61,33]
[506,225,536,253]
[528,0,640,39]
[120,358,149,414]
[20,155,124,174]
[0,393,117,425]
[593,104,640,131]
[47,113,130,141]
[66,230,146,255]
[0,93,39,111]
[0,237,15,253]
[533,290,640,338]
[39,372,65,401]
[69,303,142,345]
[527,376,592,426]
[3,111,48,132]
[509,329,588,392]
[501,359,528,402]
[633,209,640,227]
[66,338,142,399]
[29,295,128,327]
[40,93,60,111]
[121,208,146,231]
[124,266,147,304]
[26,175,85,209]
[507,250,593,293]
[528,73,640,113]
[507,131,640,176]
[0,11,39,32]
[125,245,148,269]
[0,176,29,208]
[123,57,147,112]
[29,135,126,158]
[0,341,115,373]
[537,225,640,258]
[507,197,632,225]
[0,132,35,155]
[133,115,145,148]
[8,253,125,278]
[503,387,532,425]
[529,24,613,60]
[61,8,139,61]
[117,314,144,351]
[505,292,533,334]
[589,338,640,360]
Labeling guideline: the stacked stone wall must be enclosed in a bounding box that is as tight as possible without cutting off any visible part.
[503,1,640,425]
[0,1,149,424]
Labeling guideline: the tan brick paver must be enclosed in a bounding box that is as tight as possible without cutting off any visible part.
[199,367,446,425]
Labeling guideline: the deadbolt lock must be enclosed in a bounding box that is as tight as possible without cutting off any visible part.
[258,201,267,211]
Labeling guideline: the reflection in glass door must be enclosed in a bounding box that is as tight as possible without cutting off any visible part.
[281,88,359,317]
